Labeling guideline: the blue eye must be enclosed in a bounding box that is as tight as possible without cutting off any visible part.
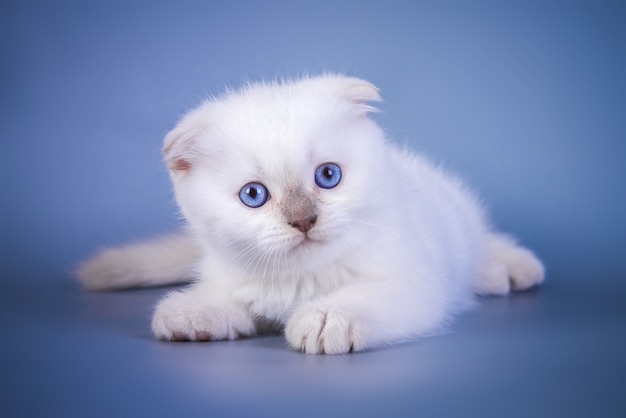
[315,163,342,189]
[239,182,269,208]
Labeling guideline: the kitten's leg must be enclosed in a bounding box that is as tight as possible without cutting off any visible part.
[473,233,545,295]
[152,283,255,341]
[285,279,447,355]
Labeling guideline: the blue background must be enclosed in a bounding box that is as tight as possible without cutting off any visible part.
[1,1,625,417]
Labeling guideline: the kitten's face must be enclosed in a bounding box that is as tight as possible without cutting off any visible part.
[165,76,386,274]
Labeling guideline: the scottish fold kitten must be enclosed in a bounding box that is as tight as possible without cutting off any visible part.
[78,74,544,354]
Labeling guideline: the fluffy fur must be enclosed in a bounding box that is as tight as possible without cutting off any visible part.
[77,74,544,354]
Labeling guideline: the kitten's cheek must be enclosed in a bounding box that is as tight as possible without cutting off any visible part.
[285,306,366,355]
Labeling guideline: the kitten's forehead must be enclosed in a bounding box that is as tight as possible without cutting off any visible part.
[164,75,380,175]
[206,85,346,180]
[218,85,340,141]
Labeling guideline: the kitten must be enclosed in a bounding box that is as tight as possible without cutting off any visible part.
[77,74,544,354]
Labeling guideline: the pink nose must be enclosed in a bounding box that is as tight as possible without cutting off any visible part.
[288,215,317,233]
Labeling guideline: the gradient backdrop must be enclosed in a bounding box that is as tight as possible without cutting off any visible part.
[1,0,625,417]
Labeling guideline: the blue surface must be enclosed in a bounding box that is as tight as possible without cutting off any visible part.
[1,1,625,417]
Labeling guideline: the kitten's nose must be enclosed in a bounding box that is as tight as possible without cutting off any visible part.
[288,215,317,234]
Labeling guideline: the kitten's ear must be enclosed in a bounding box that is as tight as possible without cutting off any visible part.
[335,77,382,112]
[161,103,213,173]
[162,125,202,173]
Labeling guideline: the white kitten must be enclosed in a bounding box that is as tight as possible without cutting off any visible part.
[77,74,544,354]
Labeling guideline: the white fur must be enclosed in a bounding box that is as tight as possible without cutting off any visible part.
[77,233,200,290]
[77,74,545,354]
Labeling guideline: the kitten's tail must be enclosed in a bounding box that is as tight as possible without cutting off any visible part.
[76,233,201,291]
[473,233,545,296]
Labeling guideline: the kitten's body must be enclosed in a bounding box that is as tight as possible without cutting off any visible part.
[78,75,544,354]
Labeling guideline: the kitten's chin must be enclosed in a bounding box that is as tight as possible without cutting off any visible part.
[289,234,339,262]
[291,235,321,252]
[286,234,351,272]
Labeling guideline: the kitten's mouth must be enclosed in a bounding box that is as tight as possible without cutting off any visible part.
[292,235,321,251]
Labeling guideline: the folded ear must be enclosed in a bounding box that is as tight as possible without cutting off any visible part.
[162,126,198,172]
[338,77,382,106]
[162,107,211,173]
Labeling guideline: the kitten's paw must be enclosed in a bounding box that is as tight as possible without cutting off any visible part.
[151,291,255,341]
[285,307,366,355]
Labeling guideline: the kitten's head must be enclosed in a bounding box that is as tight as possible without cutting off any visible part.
[163,75,387,274]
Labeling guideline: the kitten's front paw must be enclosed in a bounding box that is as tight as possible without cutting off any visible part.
[285,307,366,355]
[152,291,255,341]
